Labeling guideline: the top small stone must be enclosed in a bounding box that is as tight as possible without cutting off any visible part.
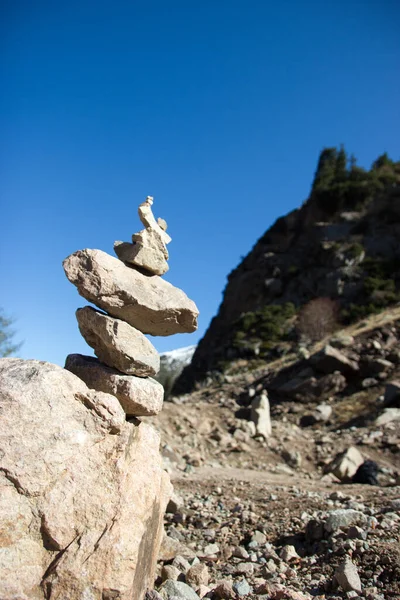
[157,217,168,232]
[114,196,171,276]
[139,196,171,246]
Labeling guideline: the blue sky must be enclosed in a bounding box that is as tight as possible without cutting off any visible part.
[1,0,399,365]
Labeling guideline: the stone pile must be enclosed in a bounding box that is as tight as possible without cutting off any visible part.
[63,196,199,417]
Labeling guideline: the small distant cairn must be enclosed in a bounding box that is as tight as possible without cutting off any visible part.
[63,196,199,417]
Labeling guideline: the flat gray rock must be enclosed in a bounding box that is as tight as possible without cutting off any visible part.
[324,509,367,533]
[159,580,200,600]
[63,249,199,336]
[65,354,164,416]
[76,306,160,376]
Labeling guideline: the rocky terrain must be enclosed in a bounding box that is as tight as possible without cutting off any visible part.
[2,153,400,599]
[147,151,400,599]
[146,306,400,599]
[177,150,400,392]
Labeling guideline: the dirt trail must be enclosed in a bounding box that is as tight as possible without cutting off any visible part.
[175,465,328,489]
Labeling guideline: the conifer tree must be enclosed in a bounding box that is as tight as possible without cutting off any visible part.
[0,309,22,358]
[372,152,394,170]
[311,147,338,192]
[335,144,348,181]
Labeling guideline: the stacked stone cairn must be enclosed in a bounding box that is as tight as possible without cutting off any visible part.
[64,196,199,417]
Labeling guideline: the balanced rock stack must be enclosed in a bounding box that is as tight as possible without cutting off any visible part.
[64,196,199,417]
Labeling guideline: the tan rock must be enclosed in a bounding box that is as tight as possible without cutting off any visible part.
[114,239,169,276]
[186,563,210,587]
[158,533,196,561]
[138,196,171,245]
[280,544,300,562]
[76,306,160,376]
[63,249,199,335]
[113,197,171,275]
[334,557,362,593]
[375,407,400,426]
[212,581,235,599]
[130,228,169,275]
[198,585,212,598]
[65,354,164,416]
[250,390,272,438]
[161,564,180,582]
[329,446,364,481]
[0,358,171,600]
[132,227,169,259]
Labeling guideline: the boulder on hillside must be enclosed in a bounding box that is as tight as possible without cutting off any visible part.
[327,446,364,481]
[384,380,400,407]
[0,358,171,600]
[276,370,317,398]
[300,404,333,427]
[63,249,199,336]
[311,344,359,375]
[360,357,394,376]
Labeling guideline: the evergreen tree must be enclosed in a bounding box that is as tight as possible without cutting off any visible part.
[311,147,338,192]
[335,144,348,181]
[0,309,22,358]
[349,154,357,170]
[372,153,394,170]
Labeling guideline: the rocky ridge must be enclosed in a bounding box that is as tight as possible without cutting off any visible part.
[177,151,400,392]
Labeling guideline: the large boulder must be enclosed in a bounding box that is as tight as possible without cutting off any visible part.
[65,353,164,416]
[384,380,400,407]
[327,446,364,481]
[76,306,160,376]
[0,358,171,600]
[311,344,359,375]
[63,249,199,336]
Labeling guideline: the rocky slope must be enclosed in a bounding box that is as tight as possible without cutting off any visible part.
[146,308,400,599]
[177,150,400,392]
